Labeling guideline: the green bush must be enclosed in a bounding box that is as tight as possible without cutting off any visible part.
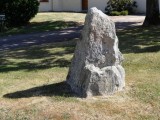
[105,0,137,15]
[121,10,129,15]
[110,11,121,16]
[110,10,129,16]
[0,0,39,27]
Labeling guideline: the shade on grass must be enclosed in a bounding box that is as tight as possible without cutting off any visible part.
[0,22,159,119]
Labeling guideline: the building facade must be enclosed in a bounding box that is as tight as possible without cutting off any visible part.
[38,0,159,13]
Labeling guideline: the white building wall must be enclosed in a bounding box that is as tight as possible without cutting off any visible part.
[39,0,160,13]
[53,0,63,11]
[88,0,109,12]
[88,0,148,13]
[88,0,147,13]
[134,0,160,13]
[61,0,81,12]
[39,0,52,12]
[134,0,146,13]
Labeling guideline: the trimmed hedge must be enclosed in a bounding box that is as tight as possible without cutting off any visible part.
[0,0,39,27]
[110,10,129,16]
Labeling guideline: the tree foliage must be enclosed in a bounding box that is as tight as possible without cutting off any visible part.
[0,0,39,27]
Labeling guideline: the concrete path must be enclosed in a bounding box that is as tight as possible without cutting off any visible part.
[0,15,145,51]
[0,27,82,51]
[111,15,145,30]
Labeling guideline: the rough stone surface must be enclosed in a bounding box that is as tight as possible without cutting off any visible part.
[67,7,125,97]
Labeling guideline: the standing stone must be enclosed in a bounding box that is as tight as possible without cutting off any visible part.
[67,7,125,97]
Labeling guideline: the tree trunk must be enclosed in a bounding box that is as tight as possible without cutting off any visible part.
[143,0,160,26]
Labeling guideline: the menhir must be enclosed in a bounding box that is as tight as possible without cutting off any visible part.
[67,7,125,98]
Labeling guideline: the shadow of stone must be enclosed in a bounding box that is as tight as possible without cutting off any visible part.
[3,81,76,99]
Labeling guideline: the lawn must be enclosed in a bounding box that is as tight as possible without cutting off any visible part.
[0,13,160,120]
[0,12,86,37]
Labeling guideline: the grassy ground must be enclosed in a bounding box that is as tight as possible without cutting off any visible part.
[0,13,160,119]
[0,12,86,36]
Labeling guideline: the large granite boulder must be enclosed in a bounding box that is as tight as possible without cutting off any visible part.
[67,7,125,97]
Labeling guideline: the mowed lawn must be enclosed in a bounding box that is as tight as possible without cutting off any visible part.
[0,13,160,120]
[0,12,86,36]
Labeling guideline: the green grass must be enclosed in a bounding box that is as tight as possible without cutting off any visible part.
[0,13,160,119]
[0,12,86,36]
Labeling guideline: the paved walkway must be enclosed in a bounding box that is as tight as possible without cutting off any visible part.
[0,15,145,51]
[111,15,145,30]
[0,27,82,51]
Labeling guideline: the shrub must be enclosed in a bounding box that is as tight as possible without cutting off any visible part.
[110,11,121,16]
[105,0,137,15]
[110,10,129,16]
[0,0,39,27]
[121,10,129,15]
